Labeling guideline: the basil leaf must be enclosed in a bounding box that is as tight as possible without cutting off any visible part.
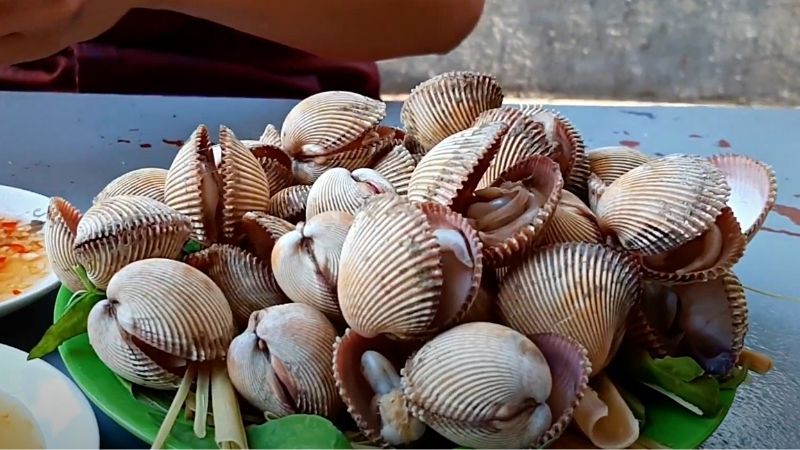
[182,239,205,256]
[247,415,352,449]
[27,291,105,360]
[652,355,705,382]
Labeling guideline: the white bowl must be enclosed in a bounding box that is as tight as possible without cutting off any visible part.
[0,184,59,318]
[0,343,99,448]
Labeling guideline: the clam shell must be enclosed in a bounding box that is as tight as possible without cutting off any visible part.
[625,280,684,359]
[595,154,731,255]
[587,172,606,213]
[43,197,84,292]
[401,322,553,449]
[401,71,504,153]
[587,146,651,185]
[541,189,603,245]
[708,153,778,242]
[271,211,353,318]
[241,211,294,261]
[101,258,236,362]
[466,155,564,267]
[573,374,640,449]
[407,122,507,212]
[218,126,271,243]
[250,144,294,194]
[94,168,168,204]
[259,124,282,147]
[642,207,746,284]
[268,185,310,223]
[306,168,395,219]
[186,244,289,328]
[73,195,192,289]
[519,105,585,188]
[472,106,552,189]
[371,144,417,195]
[338,194,482,339]
[497,242,642,376]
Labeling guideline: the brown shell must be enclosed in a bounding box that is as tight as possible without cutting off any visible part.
[595,154,731,255]
[472,106,552,189]
[94,168,168,204]
[497,242,642,376]
[250,144,294,194]
[519,105,585,187]
[641,207,746,284]
[305,168,395,219]
[541,189,603,245]
[268,185,311,223]
[371,143,417,195]
[401,71,504,153]
[587,146,651,185]
[240,211,294,261]
[43,197,84,292]
[708,153,778,242]
[259,124,282,147]
[407,122,506,212]
[338,194,483,340]
[400,322,554,449]
[185,244,289,328]
[466,155,564,267]
[587,172,606,213]
[73,195,192,289]
[566,150,592,201]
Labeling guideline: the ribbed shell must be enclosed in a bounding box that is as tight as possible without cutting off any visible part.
[587,172,606,213]
[73,195,191,289]
[708,153,778,242]
[256,304,342,417]
[497,243,642,376]
[250,144,294,194]
[541,189,603,245]
[306,168,395,219]
[268,185,310,223]
[587,146,651,185]
[469,155,564,267]
[185,244,289,328]
[401,71,504,153]
[338,194,482,339]
[642,207,746,284]
[271,211,353,318]
[105,258,236,362]
[401,322,553,449]
[407,122,507,212]
[259,124,282,147]
[163,124,214,244]
[281,91,386,158]
[472,106,552,189]
[43,197,84,292]
[519,105,585,188]
[371,144,417,195]
[87,299,182,389]
[241,211,294,261]
[94,168,168,204]
[595,154,731,255]
[218,125,272,242]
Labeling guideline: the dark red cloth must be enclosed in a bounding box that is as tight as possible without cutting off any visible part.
[0,9,381,99]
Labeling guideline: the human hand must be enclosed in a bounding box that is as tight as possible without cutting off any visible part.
[0,0,135,66]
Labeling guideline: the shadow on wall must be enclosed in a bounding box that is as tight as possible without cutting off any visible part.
[377,0,800,106]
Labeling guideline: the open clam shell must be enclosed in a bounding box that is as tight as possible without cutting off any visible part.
[587,172,606,213]
[305,168,395,219]
[186,244,289,328]
[497,242,642,376]
[472,106,552,189]
[249,144,294,194]
[641,207,746,284]
[333,329,424,447]
[401,71,504,153]
[228,304,342,419]
[371,143,417,195]
[625,280,685,359]
[259,124,282,147]
[708,153,778,242]
[240,211,294,261]
[271,210,353,319]
[338,194,482,340]
[268,185,310,223]
[465,155,564,267]
[94,168,168,204]
[43,196,84,292]
[519,105,586,192]
[541,189,603,245]
[595,154,731,255]
[407,122,507,212]
[73,195,192,289]
[587,146,651,186]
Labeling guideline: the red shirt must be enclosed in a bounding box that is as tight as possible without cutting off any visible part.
[0,9,381,99]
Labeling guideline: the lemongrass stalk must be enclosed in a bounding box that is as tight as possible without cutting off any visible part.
[195,363,211,438]
[210,360,248,449]
[152,364,197,450]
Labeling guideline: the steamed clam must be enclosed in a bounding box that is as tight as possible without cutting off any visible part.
[43,196,84,292]
[305,167,395,219]
[93,168,168,204]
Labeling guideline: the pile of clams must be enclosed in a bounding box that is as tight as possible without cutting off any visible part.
[43,71,778,449]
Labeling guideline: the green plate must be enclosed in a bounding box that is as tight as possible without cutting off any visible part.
[54,286,736,449]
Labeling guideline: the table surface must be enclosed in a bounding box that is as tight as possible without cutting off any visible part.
[0,91,798,449]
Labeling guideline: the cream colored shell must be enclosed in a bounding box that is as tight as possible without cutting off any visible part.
[371,143,417,195]
[43,196,84,292]
[94,168,168,204]
[305,168,395,219]
[268,185,311,223]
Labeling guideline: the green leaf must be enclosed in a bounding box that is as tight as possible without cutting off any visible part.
[718,365,749,390]
[652,356,705,382]
[27,290,105,360]
[182,239,205,256]
[247,415,352,449]
[614,378,646,425]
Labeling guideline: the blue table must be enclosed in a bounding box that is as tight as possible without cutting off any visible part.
[0,92,798,448]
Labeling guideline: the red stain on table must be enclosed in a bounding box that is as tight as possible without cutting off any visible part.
[762,227,800,238]
[773,204,800,226]
[717,139,731,148]
[140,143,152,149]
[162,139,184,148]
[689,134,703,138]
[619,140,640,148]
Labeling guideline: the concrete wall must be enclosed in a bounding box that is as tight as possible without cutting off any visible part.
[377,0,800,105]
